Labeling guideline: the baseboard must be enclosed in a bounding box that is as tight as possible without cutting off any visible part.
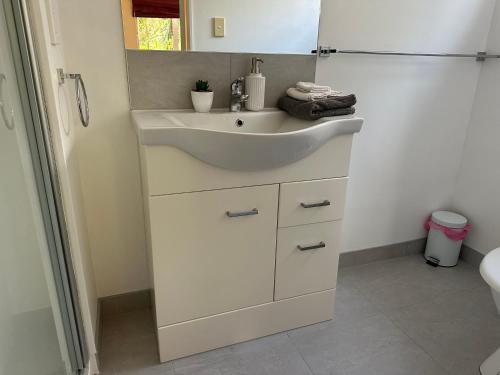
[339,239,485,269]
[460,245,484,268]
[339,238,427,268]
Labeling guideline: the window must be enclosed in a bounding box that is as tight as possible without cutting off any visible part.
[121,0,187,50]
[136,17,181,50]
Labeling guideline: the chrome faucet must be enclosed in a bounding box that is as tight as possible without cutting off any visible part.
[230,77,249,112]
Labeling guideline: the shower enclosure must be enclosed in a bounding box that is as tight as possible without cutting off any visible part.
[0,0,87,374]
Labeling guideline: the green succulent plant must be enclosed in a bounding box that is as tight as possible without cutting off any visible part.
[194,80,211,92]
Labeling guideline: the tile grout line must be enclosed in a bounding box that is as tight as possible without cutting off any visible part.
[285,332,317,375]
[383,310,453,375]
[338,254,465,374]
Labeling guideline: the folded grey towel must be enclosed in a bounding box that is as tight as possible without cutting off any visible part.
[278,94,357,121]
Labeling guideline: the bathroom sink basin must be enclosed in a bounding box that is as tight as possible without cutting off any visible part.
[131,109,363,171]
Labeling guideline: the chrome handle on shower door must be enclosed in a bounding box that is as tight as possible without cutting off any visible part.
[0,73,15,130]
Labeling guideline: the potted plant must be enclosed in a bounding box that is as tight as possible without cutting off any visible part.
[191,80,213,113]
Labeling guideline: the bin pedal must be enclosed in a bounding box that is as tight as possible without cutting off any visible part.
[426,256,440,267]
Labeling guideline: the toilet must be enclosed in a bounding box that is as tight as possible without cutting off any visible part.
[480,247,500,315]
[480,247,500,375]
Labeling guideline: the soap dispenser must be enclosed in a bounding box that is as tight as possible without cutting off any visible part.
[245,57,265,111]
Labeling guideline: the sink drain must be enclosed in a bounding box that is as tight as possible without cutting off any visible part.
[235,119,244,127]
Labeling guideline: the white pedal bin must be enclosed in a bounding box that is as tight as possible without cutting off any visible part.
[424,211,468,267]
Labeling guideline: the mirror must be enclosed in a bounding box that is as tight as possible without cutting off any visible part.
[120,0,321,54]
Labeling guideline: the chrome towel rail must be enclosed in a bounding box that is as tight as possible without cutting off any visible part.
[57,68,89,127]
[312,46,500,61]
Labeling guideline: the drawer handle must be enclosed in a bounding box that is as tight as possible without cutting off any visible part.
[297,241,326,251]
[226,208,259,218]
[300,200,331,208]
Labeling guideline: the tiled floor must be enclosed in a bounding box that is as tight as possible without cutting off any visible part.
[99,255,500,375]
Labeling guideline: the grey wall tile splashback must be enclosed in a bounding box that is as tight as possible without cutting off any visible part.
[126,50,316,110]
[127,50,231,110]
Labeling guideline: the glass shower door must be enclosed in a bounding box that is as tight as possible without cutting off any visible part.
[0,2,71,374]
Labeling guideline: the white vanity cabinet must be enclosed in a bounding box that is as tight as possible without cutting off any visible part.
[134,110,363,362]
[143,174,347,362]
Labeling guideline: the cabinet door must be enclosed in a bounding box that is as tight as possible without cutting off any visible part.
[150,185,279,327]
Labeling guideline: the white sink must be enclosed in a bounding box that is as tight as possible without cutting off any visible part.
[131,109,363,171]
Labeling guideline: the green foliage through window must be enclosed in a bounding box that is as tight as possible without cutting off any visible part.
[137,17,181,51]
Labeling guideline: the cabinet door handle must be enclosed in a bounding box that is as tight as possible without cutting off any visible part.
[226,208,259,218]
[300,200,331,208]
[297,241,326,251]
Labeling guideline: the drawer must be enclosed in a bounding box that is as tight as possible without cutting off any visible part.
[275,221,341,300]
[278,178,347,227]
[149,184,279,326]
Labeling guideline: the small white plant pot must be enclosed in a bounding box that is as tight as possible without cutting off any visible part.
[191,91,214,113]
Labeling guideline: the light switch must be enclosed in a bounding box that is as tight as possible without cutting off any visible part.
[213,17,225,37]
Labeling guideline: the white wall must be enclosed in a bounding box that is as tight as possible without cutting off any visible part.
[316,0,496,252]
[452,0,500,255]
[189,0,320,54]
[57,0,149,297]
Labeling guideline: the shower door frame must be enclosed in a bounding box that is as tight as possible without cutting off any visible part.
[3,0,88,373]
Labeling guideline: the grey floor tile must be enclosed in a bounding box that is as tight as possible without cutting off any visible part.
[101,308,155,341]
[174,333,313,375]
[288,314,413,375]
[98,254,494,375]
[333,283,381,323]
[118,363,174,375]
[337,256,419,291]
[359,279,445,313]
[387,288,500,375]
[337,340,447,375]
[172,344,235,375]
[339,255,487,312]
[100,290,151,318]
[100,334,166,374]
[417,261,487,293]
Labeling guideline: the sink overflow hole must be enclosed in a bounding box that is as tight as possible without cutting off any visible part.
[236,119,244,127]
